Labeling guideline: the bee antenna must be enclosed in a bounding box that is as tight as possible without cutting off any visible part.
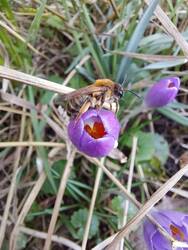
[121,74,128,87]
[126,89,143,100]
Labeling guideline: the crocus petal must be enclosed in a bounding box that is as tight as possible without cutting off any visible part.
[98,109,120,139]
[68,118,84,148]
[68,108,120,157]
[80,135,116,157]
[145,77,180,108]
[159,210,187,228]
[152,231,171,250]
[143,220,157,250]
[144,210,188,250]
[182,216,188,236]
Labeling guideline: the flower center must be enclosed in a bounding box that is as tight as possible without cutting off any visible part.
[168,81,175,88]
[170,224,185,241]
[84,121,107,139]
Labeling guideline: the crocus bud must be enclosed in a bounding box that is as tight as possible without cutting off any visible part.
[144,210,188,250]
[68,109,120,157]
[145,77,180,108]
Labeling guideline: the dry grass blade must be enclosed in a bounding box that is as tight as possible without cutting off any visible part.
[0,108,26,248]
[0,141,65,148]
[0,20,45,57]
[137,164,150,199]
[41,112,66,139]
[0,216,81,250]
[82,163,103,249]
[153,181,188,199]
[144,0,188,57]
[43,150,76,250]
[0,66,73,94]
[0,105,34,117]
[63,54,91,86]
[0,41,10,91]
[109,50,187,62]
[0,90,36,111]
[20,226,81,250]
[92,234,117,250]
[106,164,188,250]
[120,136,137,250]
[10,171,47,249]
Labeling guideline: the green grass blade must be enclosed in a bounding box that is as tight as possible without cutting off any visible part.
[0,0,16,24]
[28,86,57,193]
[144,58,187,69]
[158,106,188,126]
[27,0,47,44]
[117,0,160,83]
[81,3,109,77]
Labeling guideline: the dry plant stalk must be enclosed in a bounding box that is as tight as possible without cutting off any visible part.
[0,141,65,148]
[0,66,73,94]
[43,150,76,250]
[20,226,81,250]
[0,215,81,250]
[10,171,47,249]
[81,161,103,249]
[0,108,26,248]
[0,21,43,56]
[119,136,138,250]
[144,0,188,57]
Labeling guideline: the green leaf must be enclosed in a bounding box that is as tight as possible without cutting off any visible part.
[136,132,155,162]
[158,106,188,126]
[111,196,124,216]
[76,66,95,82]
[65,48,90,74]
[117,0,160,82]
[26,202,42,222]
[28,86,57,193]
[153,133,169,165]
[16,233,28,250]
[46,15,64,30]
[131,132,169,164]
[42,160,66,195]
[111,195,137,221]
[71,208,99,239]
[27,0,47,44]
[144,58,187,69]
[67,183,90,202]
[0,0,16,24]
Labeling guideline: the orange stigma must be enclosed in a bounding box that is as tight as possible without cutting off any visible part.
[84,121,107,139]
[170,224,185,241]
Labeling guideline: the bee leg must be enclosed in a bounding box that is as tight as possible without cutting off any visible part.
[99,89,112,110]
[115,99,119,113]
[95,96,103,110]
[75,99,91,123]
[89,96,97,108]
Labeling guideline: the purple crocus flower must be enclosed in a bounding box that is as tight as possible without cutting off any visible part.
[144,210,188,250]
[68,109,120,157]
[145,77,180,108]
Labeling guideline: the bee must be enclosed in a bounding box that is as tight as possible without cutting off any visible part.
[57,79,124,121]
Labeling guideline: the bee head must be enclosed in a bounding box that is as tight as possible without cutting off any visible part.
[114,84,124,98]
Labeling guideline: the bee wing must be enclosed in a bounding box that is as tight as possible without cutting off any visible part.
[60,85,107,101]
